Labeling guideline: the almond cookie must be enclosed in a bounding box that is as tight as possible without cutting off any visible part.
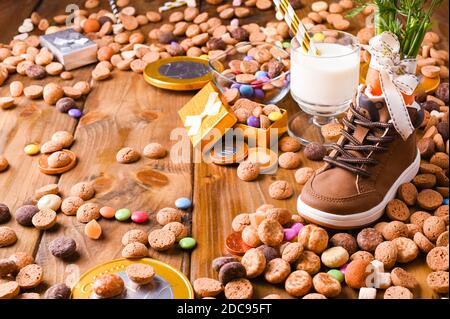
[397,182,418,206]
[122,242,149,258]
[390,267,418,290]
[357,228,383,252]
[330,233,358,255]
[413,232,435,253]
[294,250,321,275]
[321,246,349,268]
[294,167,315,185]
[374,241,398,269]
[0,226,17,247]
[265,208,292,225]
[237,161,260,181]
[126,264,155,285]
[156,207,183,226]
[426,271,449,294]
[298,224,329,254]
[76,203,100,223]
[193,278,224,298]
[410,211,432,229]
[143,143,166,159]
[148,229,176,251]
[0,281,20,299]
[436,231,448,247]
[116,147,140,163]
[392,237,419,263]
[382,221,409,241]
[417,189,443,210]
[285,270,312,297]
[242,226,262,247]
[268,180,293,200]
[16,264,43,289]
[162,222,188,242]
[93,274,124,299]
[61,196,84,216]
[32,208,57,230]
[423,216,446,241]
[344,259,371,289]
[224,278,253,299]
[385,199,410,222]
[70,182,95,200]
[281,242,303,264]
[121,229,148,246]
[241,248,266,278]
[278,152,302,169]
[383,286,413,299]
[426,246,449,271]
[48,236,77,258]
[231,213,251,232]
[313,272,342,298]
[264,258,291,284]
[257,219,284,247]
[218,262,246,284]
[279,136,301,152]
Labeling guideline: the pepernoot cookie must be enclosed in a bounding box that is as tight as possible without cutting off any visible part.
[426,271,449,294]
[162,222,188,242]
[156,207,183,226]
[218,262,246,284]
[321,246,349,268]
[383,286,413,299]
[143,143,167,159]
[385,199,410,222]
[357,228,383,252]
[285,270,312,297]
[397,182,418,206]
[70,182,95,200]
[116,147,140,163]
[436,231,448,247]
[410,211,432,229]
[392,237,419,263]
[32,208,57,230]
[374,241,398,269]
[426,246,449,271]
[237,161,260,181]
[298,225,329,254]
[265,208,292,225]
[148,229,176,251]
[281,242,303,264]
[231,213,251,232]
[16,264,43,289]
[193,277,224,298]
[15,205,39,226]
[264,258,291,284]
[9,252,34,271]
[413,232,435,253]
[0,281,20,299]
[350,251,375,263]
[257,219,284,247]
[76,203,100,223]
[279,136,301,152]
[122,242,149,258]
[48,236,77,258]
[382,221,409,241]
[241,248,266,278]
[126,263,155,285]
[224,278,253,299]
[294,167,315,185]
[278,152,302,169]
[417,189,443,210]
[390,267,418,290]
[294,250,321,275]
[423,216,446,241]
[121,229,148,246]
[61,196,84,216]
[313,272,342,298]
[0,226,17,247]
[93,274,125,299]
[242,226,262,247]
[330,233,358,255]
[268,180,293,200]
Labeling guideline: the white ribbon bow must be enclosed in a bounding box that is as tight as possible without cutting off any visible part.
[184,92,222,136]
[366,32,420,140]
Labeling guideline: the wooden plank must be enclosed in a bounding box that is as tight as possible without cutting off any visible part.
[0,0,91,260]
[34,0,194,286]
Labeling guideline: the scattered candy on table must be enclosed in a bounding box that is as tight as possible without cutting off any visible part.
[179,237,196,250]
[327,269,345,283]
[68,109,82,118]
[99,206,116,219]
[24,143,40,155]
[85,220,102,239]
[268,112,283,122]
[175,197,192,210]
[115,208,131,221]
[131,211,148,223]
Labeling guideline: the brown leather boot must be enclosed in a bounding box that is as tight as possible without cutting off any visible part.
[298,87,423,229]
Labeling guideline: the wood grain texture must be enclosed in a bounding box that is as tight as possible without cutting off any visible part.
[0,0,448,299]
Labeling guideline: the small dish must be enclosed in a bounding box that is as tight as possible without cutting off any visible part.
[38,150,77,175]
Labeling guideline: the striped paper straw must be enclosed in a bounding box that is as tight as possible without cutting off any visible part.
[109,0,121,24]
[273,0,319,55]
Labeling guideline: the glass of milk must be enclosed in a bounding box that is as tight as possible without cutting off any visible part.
[289,30,360,144]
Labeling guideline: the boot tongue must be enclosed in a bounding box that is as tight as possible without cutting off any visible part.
[357,93,391,124]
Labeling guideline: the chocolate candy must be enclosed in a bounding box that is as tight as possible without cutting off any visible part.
[115,208,131,221]
[246,116,260,127]
[68,108,82,118]
[15,205,39,226]
[48,236,77,258]
[175,197,192,210]
[0,203,11,224]
[131,211,148,223]
[304,142,327,161]
[239,85,254,98]
[218,261,246,284]
[179,237,196,250]
[44,283,71,299]
[212,256,238,272]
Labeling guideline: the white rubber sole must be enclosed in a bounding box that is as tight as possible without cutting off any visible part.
[297,151,421,229]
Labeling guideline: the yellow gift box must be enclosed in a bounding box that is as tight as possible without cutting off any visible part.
[178,82,237,150]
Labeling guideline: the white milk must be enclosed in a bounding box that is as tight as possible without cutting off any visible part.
[290,42,360,112]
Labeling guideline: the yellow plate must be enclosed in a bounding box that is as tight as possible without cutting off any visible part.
[71,258,194,299]
[143,56,212,91]
[359,62,440,93]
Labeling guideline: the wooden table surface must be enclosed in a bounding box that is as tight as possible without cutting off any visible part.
[0,0,448,299]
